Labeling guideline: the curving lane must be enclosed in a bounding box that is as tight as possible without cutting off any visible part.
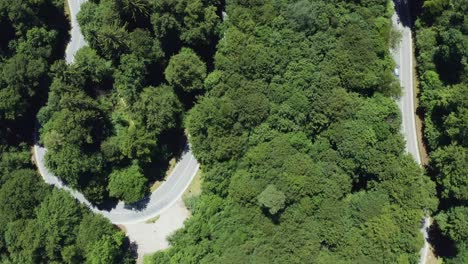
[65,0,87,64]
[34,144,199,224]
[33,0,200,224]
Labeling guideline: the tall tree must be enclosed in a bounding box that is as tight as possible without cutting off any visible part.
[108,162,148,203]
[165,48,207,93]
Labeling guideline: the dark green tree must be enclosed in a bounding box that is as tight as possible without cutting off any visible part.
[165,48,207,93]
[108,162,148,203]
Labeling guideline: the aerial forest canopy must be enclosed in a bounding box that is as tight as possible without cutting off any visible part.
[0,0,455,262]
[0,147,133,263]
[37,0,223,204]
[415,0,467,262]
[146,0,437,263]
[0,0,69,145]
[0,0,133,263]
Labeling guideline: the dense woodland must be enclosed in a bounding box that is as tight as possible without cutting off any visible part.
[0,0,67,144]
[38,0,223,204]
[0,0,133,262]
[0,147,133,263]
[0,0,462,263]
[146,0,437,263]
[415,0,467,262]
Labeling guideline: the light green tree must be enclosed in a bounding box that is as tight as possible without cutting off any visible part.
[257,184,286,215]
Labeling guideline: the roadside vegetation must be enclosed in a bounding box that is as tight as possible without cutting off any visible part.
[414,0,467,262]
[146,0,437,263]
[0,0,133,262]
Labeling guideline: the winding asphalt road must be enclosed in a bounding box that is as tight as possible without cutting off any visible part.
[65,0,87,64]
[33,0,200,224]
[392,1,429,263]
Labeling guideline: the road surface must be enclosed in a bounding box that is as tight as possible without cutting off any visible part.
[392,1,429,263]
[33,0,200,224]
[393,1,421,165]
[65,0,87,63]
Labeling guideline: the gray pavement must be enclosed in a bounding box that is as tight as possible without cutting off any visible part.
[393,9,421,165]
[65,0,87,64]
[391,1,428,263]
[33,0,200,224]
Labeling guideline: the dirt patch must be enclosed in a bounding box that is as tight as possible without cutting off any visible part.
[31,147,39,173]
[123,199,190,264]
[412,63,430,166]
[64,0,71,21]
[426,245,441,264]
[117,224,127,233]
[145,215,160,224]
[183,169,202,199]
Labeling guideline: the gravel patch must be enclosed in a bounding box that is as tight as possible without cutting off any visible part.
[123,199,190,263]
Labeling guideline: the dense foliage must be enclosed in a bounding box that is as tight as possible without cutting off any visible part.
[0,147,133,263]
[415,1,467,262]
[146,0,436,263]
[0,1,134,262]
[38,0,223,204]
[1,0,455,262]
[0,0,68,145]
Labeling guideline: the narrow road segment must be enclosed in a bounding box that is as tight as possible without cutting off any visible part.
[392,1,430,263]
[65,0,87,64]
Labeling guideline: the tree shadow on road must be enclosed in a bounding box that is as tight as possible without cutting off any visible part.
[124,196,151,211]
[393,0,414,28]
[143,128,187,186]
